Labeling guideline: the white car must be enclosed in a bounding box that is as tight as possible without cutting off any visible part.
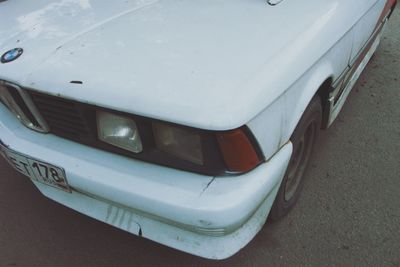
[0,0,397,260]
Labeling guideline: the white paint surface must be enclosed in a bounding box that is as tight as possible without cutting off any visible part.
[0,0,390,259]
[0,0,383,130]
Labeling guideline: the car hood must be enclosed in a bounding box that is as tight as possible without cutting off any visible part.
[0,0,364,130]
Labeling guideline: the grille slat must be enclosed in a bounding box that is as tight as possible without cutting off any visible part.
[36,107,84,122]
[30,94,76,106]
[44,119,89,134]
[41,114,87,129]
[28,91,94,142]
[33,100,80,114]
[50,128,83,141]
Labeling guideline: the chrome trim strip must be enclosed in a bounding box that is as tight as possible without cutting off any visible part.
[332,65,350,90]
[326,19,387,128]
[0,82,31,125]
[0,81,49,133]
[331,7,391,97]
[14,84,50,133]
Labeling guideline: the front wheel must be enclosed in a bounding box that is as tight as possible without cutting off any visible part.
[269,96,322,221]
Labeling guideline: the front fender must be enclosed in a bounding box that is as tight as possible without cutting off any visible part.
[247,27,356,160]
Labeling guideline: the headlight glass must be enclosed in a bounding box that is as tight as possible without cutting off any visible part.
[97,111,143,153]
[152,122,204,165]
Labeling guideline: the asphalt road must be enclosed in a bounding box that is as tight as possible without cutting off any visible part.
[1,8,399,267]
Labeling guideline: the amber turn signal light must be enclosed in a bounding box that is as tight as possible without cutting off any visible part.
[216,128,262,173]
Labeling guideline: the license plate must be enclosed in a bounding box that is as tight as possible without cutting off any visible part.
[0,143,71,193]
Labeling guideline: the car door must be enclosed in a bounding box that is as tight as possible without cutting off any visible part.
[349,0,387,65]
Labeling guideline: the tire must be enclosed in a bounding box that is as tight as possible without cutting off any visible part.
[269,96,322,221]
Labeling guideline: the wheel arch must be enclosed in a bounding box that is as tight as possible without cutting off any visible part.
[247,62,335,162]
[281,63,335,149]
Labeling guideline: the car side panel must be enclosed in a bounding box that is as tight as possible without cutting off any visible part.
[248,30,353,160]
[350,0,387,64]
[248,0,395,161]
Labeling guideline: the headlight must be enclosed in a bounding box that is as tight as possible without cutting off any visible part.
[152,122,204,165]
[97,111,143,153]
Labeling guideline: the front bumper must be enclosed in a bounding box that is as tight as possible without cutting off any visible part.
[0,103,292,259]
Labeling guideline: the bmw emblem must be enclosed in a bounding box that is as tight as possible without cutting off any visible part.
[1,48,24,63]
